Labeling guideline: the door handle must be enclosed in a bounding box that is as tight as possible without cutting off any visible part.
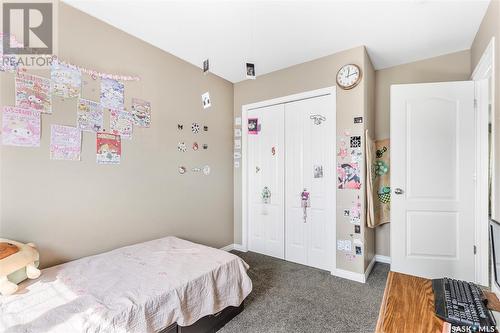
[394,188,404,195]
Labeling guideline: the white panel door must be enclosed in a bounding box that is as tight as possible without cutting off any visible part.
[247,104,285,259]
[285,95,336,271]
[391,81,475,281]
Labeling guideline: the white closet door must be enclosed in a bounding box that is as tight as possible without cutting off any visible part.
[247,104,285,259]
[285,95,335,271]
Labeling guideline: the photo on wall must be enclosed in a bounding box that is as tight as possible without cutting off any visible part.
[337,162,361,189]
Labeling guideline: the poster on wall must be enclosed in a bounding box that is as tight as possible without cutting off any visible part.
[110,109,133,138]
[51,60,82,98]
[77,98,103,132]
[15,72,52,114]
[337,162,361,189]
[96,132,121,164]
[50,125,81,161]
[131,98,151,127]
[100,78,124,110]
[2,106,41,147]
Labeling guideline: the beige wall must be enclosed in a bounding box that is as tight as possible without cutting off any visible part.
[234,46,374,274]
[471,0,500,223]
[373,50,471,257]
[0,3,235,268]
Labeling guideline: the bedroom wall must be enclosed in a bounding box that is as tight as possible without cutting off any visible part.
[234,46,373,274]
[0,3,235,268]
[373,49,472,257]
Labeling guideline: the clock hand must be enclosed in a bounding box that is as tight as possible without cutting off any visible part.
[347,71,358,78]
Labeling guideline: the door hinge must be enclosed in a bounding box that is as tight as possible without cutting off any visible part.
[474,99,478,108]
[474,245,477,255]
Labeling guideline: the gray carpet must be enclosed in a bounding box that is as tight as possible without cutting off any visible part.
[219,251,390,333]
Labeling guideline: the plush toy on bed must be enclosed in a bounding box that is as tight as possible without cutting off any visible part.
[0,239,41,296]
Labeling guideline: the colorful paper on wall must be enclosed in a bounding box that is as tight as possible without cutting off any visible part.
[15,72,52,114]
[96,132,121,164]
[2,106,41,147]
[77,98,103,132]
[110,109,133,138]
[50,125,81,161]
[0,33,22,72]
[100,78,124,110]
[349,195,362,224]
[51,60,82,98]
[337,162,361,189]
[131,98,151,127]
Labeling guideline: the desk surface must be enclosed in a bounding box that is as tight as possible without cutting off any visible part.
[376,271,445,333]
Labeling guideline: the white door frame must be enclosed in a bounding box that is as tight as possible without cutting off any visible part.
[241,86,337,272]
[471,37,495,286]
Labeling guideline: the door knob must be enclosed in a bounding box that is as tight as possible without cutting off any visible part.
[394,188,404,195]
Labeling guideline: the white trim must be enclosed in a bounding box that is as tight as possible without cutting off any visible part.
[241,86,337,273]
[471,37,495,286]
[220,244,248,252]
[219,244,235,252]
[233,244,248,252]
[333,269,366,283]
[375,255,392,264]
[333,266,373,284]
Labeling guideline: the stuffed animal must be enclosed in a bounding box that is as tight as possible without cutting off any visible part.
[0,239,41,296]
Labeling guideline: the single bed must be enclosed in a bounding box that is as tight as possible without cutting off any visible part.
[0,237,252,333]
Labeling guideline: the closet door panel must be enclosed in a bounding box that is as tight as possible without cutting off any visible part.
[285,95,335,271]
[247,104,285,259]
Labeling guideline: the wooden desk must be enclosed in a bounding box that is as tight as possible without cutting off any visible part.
[376,271,445,333]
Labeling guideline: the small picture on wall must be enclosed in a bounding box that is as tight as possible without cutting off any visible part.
[202,92,211,109]
[203,59,209,74]
[337,162,361,189]
[246,62,256,79]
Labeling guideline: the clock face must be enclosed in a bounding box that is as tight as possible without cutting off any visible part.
[337,64,361,89]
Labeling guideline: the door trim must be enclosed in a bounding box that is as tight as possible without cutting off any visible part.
[241,86,336,272]
[471,37,495,286]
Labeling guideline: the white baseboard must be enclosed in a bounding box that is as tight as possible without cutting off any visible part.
[333,268,366,283]
[220,244,248,252]
[219,244,235,252]
[374,255,391,264]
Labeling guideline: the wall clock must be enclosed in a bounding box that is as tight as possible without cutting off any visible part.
[336,64,362,90]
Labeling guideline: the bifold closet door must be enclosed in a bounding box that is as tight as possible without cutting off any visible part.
[247,104,285,259]
[285,95,335,271]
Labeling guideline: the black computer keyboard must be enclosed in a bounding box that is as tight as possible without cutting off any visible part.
[432,278,496,330]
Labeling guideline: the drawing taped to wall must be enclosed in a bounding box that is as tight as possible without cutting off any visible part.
[96,132,121,165]
[77,98,103,132]
[337,162,361,189]
[15,72,52,114]
[50,125,81,161]
[202,92,211,109]
[51,60,82,98]
[2,106,41,147]
[110,109,133,139]
[131,98,151,128]
[100,78,124,110]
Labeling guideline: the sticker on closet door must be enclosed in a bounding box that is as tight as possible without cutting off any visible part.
[313,165,323,178]
[248,118,259,134]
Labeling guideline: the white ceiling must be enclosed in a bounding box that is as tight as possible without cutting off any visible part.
[62,0,490,83]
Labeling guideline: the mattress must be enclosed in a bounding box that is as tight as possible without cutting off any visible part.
[0,237,252,333]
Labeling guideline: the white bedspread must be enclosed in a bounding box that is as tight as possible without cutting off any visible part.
[0,237,252,333]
